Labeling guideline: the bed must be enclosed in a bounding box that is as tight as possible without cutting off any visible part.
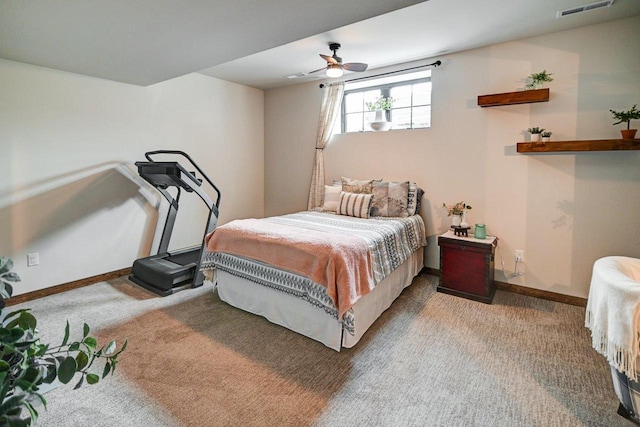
[201,181,426,350]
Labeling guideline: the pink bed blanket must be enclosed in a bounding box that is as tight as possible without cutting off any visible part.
[205,218,374,319]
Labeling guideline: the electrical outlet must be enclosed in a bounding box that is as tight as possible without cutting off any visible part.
[515,250,524,262]
[27,252,39,267]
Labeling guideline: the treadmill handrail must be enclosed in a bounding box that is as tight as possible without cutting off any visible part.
[144,150,221,209]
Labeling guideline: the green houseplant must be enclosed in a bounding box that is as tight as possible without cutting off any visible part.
[527,127,545,143]
[525,70,554,90]
[541,131,552,142]
[0,257,127,426]
[610,104,640,140]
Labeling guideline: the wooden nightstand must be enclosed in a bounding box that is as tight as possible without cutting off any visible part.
[437,230,498,304]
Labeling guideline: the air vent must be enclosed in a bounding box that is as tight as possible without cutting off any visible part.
[557,0,614,18]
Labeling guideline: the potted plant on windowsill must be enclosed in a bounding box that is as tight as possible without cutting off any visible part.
[365,96,393,132]
[610,104,639,140]
[527,127,545,143]
[0,256,127,425]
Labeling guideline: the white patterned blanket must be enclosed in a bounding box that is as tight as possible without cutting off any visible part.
[202,211,426,327]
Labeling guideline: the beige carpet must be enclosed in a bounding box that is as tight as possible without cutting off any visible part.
[15,274,630,426]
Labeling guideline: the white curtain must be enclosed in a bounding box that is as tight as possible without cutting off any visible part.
[307,82,345,210]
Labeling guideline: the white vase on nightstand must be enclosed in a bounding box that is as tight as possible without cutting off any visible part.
[460,211,469,228]
[452,214,462,227]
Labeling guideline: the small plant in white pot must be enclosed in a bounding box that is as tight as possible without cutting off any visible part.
[525,70,554,90]
[365,96,394,132]
[541,131,552,142]
[527,127,545,143]
[610,104,639,140]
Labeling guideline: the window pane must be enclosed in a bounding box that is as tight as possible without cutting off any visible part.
[412,106,431,128]
[390,85,412,108]
[412,82,432,106]
[345,112,363,132]
[345,92,363,113]
[391,108,412,130]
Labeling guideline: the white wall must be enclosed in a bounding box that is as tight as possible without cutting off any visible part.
[264,16,640,299]
[0,60,264,295]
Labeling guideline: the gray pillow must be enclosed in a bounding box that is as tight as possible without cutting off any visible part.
[371,181,409,217]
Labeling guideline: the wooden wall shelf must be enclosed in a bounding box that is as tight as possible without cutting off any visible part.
[478,88,549,107]
[517,139,640,153]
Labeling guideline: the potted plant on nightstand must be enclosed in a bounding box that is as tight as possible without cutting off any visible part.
[610,104,640,140]
[366,96,393,132]
[527,127,545,143]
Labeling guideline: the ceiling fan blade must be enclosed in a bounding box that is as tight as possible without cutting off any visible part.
[320,54,338,65]
[285,67,327,79]
[343,62,368,72]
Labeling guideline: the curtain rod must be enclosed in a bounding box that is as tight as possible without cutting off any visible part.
[319,60,441,88]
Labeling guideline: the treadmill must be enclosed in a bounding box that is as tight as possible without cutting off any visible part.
[129,150,221,296]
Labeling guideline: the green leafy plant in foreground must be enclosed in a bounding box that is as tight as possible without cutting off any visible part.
[0,257,127,426]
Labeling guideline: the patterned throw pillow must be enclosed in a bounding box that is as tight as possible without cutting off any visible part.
[338,191,373,218]
[341,177,374,194]
[321,184,342,212]
[407,182,425,216]
[371,181,410,217]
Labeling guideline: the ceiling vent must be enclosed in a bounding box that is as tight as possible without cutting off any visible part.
[557,0,614,18]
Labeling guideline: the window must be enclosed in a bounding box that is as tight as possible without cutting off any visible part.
[339,70,432,133]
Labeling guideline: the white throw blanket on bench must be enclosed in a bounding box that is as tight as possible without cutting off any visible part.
[585,256,640,380]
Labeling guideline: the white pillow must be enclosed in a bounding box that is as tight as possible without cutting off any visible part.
[322,185,341,212]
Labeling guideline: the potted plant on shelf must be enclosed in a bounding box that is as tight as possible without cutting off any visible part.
[0,256,127,425]
[541,131,552,143]
[443,202,472,227]
[610,104,640,140]
[525,70,554,90]
[527,127,545,143]
[365,96,394,132]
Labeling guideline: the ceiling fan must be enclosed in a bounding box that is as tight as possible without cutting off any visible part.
[287,42,368,79]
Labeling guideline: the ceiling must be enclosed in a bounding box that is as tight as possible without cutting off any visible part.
[2,0,639,90]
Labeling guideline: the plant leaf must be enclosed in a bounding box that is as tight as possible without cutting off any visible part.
[68,342,80,352]
[0,257,13,275]
[83,323,90,338]
[18,311,37,331]
[102,361,111,378]
[73,375,84,390]
[61,321,70,347]
[104,340,116,355]
[76,351,89,371]
[57,356,77,384]
[86,373,99,385]
[83,337,97,349]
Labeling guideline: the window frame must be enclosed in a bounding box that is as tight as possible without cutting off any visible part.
[340,73,432,133]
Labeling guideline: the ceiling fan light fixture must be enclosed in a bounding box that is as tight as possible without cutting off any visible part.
[326,64,343,78]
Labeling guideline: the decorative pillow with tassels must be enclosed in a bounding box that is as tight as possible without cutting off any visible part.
[338,191,373,218]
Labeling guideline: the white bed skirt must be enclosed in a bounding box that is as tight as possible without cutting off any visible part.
[215,247,424,351]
